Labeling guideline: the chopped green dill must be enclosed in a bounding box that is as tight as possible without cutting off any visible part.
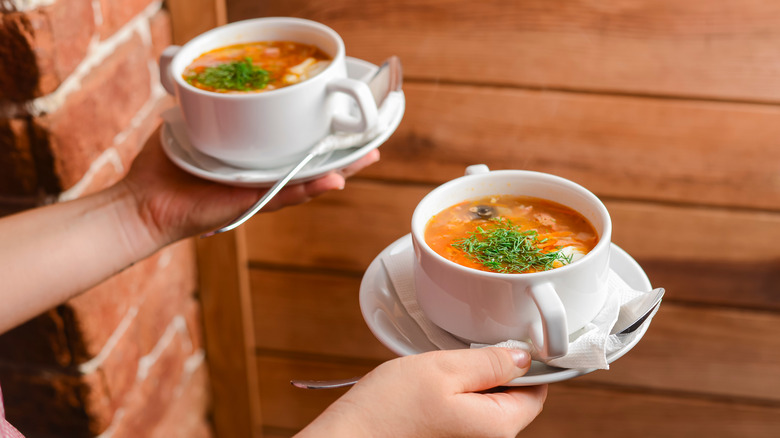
[185,57,270,91]
[452,217,573,273]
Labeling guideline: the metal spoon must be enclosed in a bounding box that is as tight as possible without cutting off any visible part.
[201,56,403,238]
[290,288,664,389]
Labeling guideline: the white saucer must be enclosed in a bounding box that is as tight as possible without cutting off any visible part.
[359,234,653,386]
[160,57,405,188]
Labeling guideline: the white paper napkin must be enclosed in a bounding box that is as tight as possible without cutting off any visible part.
[381,243,660,370]
[161,91,403,178]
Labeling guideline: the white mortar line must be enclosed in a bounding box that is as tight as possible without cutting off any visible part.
[112,79,166,147]
[78,306,139,375]
[57,148,124,202]
[175,349,206,398]
[95,350,205,437]
[57,0,166,199]
[183,349,205,374]
[156,246,173,269]
[0,0,55,12]
[91,0,103,28]
[95,407,124,438]
[67,62,166,197]
[0,1,163,119]
[136,315,188,381]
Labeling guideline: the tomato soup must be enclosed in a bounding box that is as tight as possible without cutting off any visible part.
[424,195,598,274]
[183,41,331,93]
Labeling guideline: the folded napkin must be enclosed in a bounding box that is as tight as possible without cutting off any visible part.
[381,242,660,370]
[162,91,404,178]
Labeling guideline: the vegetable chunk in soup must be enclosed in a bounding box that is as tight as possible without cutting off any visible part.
[183,41,331,93]
[424,195,598,274]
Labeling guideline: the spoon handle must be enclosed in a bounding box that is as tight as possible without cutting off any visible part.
[290,289,664,390]
[201,151,317,238]
[290,376,362,390]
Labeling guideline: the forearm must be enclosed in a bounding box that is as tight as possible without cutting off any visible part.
[0,182,157,334]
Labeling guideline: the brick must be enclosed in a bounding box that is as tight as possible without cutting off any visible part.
[149,362,212,438]
[182,295,205,353]
[67,240,197,363]
[0,117,37,196]
[84,270,198,423]
[110,96,173,177]
[148,9,172,62]
[0,0,95,101]
[59,95,172,200]
[0,365,92,436]
[0,308,73,367]
[33,33,152,192]
[105,326,194,437]
[98,0,158,40]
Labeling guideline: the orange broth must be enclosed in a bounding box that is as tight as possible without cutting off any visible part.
[183,41,331,93]
[424,195,599,273]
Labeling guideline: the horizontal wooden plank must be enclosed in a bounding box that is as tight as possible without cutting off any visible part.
[255,356,369,432]
[523,384,780,438]
[578,304,780,402]
[370,83,780,210]
[640,259,780,310]
[195,230,263,438]
[255,355,780,436]
[230,0,780,103]
[245,180,780,310]
[260,428,295,438]
[245,180,424,273]
[249,268,394,361]
[250,265,780,402]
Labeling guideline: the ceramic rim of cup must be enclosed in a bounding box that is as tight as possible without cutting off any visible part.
[411,169,612,279]
[169,17,346,99]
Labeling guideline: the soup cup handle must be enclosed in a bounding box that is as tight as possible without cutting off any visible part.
[327,78,379,133]
[159,45,181,96]
[526,282,569,360]
[465,164,490,175]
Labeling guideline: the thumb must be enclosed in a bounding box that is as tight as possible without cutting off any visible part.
[435,347,532,393]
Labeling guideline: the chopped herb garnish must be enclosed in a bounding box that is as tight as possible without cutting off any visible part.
[452,217,573,273]
[185,57,270,91]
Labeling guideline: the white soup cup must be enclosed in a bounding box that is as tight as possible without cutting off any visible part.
[411,165,612,359]
[159,17,378,169]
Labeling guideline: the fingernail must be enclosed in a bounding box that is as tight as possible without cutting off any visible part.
[509,349,531,367]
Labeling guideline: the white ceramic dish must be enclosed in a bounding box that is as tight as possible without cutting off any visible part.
[359,234,653,386]
[160,57,405,188]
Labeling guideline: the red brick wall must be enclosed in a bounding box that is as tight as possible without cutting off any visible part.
[0,1,212,436]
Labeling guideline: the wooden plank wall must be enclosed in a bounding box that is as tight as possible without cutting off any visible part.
[224,0,780,436]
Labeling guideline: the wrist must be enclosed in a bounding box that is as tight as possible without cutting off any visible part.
[108,179,168,262]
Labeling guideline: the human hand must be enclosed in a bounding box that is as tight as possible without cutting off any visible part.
[298,348,547,438]
[118,124,380,247]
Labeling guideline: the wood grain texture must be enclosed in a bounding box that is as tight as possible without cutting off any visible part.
[195,229,262,438]
[249,267,780,402]
[167,0,227,44]
[256,356,368,431]
[577,304,780,402]
[213,1,780,436]
[255,356,780,436]
[245,180,780,309]
[521,384,780,438]
[249,269,394,361]
[369,83,780,211]
[228,0,780,103]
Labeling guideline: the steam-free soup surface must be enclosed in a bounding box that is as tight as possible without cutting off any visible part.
[183,41,331,93]
[425,195,598,273]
